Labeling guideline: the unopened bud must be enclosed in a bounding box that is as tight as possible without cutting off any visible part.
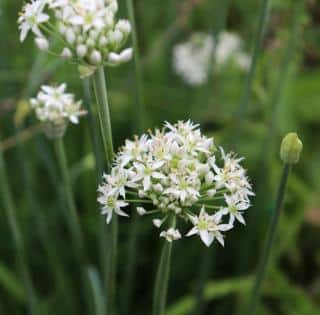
[35,37,49,51]
[280,132,303,164]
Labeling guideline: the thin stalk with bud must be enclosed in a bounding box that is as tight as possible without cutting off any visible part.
[247,133,303,315]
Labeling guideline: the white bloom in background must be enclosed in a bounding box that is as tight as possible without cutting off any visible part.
[215,31,251,71]
[173,33,214,86]
[97,121,254,246]
[172,31,251,86]
[18,0,132,74]
[160,228,182,242]
[30,83,86,138]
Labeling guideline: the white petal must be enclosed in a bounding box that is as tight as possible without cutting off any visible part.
[200,230,214,247]
[186,226,198,237]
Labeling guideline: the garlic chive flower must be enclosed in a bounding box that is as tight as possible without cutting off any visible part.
[30,83,86,138]
[172,32,251,86]
[173,33,214,86]
[98,121,254,247]
[215,31,251,71]
[18,0,133,75]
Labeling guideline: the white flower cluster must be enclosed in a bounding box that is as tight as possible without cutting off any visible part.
[215,31,251,71]
[18,0,132,73]
[172,32,251,86]
[30,83,86,138]
[173,33,214,86]
[98,121,254,247]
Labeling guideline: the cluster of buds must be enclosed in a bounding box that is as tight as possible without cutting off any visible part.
[30,83,86,138]
[98,121,254,247]
[18,0,132,76]
[173,32,251,86]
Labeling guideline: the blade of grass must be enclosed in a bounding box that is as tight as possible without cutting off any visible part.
[0,141,39,315]
[87,267,106,315]
[0,262,26,305]
[166,276,253,315]
[232,0,272,145]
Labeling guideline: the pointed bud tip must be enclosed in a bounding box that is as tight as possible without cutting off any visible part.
[280,132,303,164]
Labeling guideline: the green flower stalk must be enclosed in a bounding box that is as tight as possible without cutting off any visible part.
[29,83,90,310]
[0,139,39,315]
[30,83,87,253]
[152,216,176,315]
[247,132,302,315]
[91,67,118,315]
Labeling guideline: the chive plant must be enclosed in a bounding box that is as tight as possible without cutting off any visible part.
[97,121,254,315]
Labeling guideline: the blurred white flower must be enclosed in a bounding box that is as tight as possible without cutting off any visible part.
[215,31,251,71]
[97,121,254,246]
[172,31,251,86]
[173,33,214,86]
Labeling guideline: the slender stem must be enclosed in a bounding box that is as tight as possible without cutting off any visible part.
[126,0,145,132]
[233,0,272,142]
[122,4,145,311]
[152,216,175,315]
[92,67,114,169]
[54,138,85,257]
[0,145,38,315]
[82,79,108,304]
[247,164,291,314]
[193,249,213,315]
[91,67,117,315]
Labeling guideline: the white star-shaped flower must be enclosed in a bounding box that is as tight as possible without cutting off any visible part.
[187,207,233,247]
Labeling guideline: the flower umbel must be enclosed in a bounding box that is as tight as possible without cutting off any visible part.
[30,83,86,138]
[18,0,132,75]
[173,33,214,86]
[172,31,251,86]
[97,121,254,247]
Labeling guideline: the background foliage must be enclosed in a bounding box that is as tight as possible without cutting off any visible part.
[0,0,320,314]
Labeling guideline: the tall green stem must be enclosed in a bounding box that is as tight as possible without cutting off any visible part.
[92,67,117,315]
[247,164,291,314]
[82,79,108,302]
[233,0,272,142]
[0,144,38,315]
[54,138,85,257]
[122,2,145,314]
[126,0,145,131]
[92,67,114,169]
[152,217,176,315]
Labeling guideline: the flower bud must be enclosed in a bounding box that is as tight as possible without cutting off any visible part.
[136,207,146,216]
[76,44,87,58]
[35,37,49,51]
[61,47,72,59]
[116,20,131,35]
[90,50,102,65]
[66,28,76,44]
[280,132,303,164]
